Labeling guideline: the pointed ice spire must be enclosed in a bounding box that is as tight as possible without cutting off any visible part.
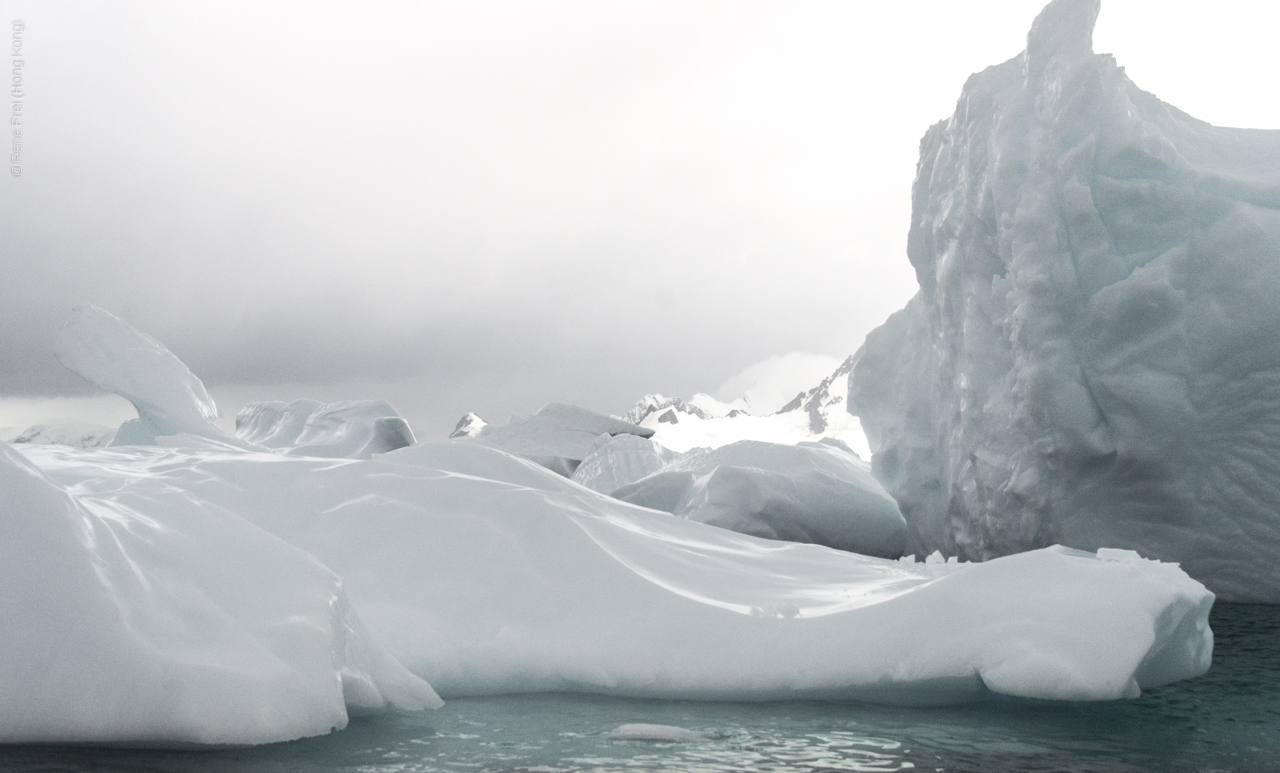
[1025,0,1100,75]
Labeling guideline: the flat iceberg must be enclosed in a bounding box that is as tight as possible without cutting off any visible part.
[236,398,416,459]
[18,437,1212,717]
[0,441,439,746]
[53,304,230,447]
[849,0,1280,601]
[612,439,907,558]
[473,402,654,476]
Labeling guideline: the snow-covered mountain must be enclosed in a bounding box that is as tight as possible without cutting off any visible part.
[618,355,870,459]
[8,423,116,448]
[776,355,855,434]
[448,412,486,438]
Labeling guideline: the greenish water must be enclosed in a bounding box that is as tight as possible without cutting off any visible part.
[3,603,1277,772]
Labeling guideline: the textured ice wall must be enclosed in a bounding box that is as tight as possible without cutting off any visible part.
[849,0,1280,601]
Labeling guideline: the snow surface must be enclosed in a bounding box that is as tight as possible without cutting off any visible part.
[236,398,416,459]
[9,422,116,448]
[0,441,439,746]
[53,305,230,447]
[612,440,907,558]
[14,436,1213,745]
[473,402,654,476]
[848,0,1280,602]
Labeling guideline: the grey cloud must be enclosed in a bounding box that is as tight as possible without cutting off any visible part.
[5,1,1092,432]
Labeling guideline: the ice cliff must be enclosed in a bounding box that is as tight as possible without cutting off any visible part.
[848,0,1280,601]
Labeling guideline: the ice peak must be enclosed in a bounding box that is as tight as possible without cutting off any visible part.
[1025,0,1099,74]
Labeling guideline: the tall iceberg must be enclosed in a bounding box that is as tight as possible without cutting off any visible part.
[849,0,1280,601]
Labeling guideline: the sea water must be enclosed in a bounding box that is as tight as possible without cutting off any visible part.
[2,603,1276,773]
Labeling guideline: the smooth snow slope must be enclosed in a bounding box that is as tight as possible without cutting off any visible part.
[849,0,1280,601]
[20,439,1212,714]
[0,442,439,745]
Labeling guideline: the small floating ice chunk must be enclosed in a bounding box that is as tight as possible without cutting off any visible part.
[606,723,710,742]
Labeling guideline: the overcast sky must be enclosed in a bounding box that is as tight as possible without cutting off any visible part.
[2,0,1277,437]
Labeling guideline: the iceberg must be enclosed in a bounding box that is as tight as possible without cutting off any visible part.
[53,304,230,447]
[848,0,1280,601]
[612,439,907,558]
[236,398,416,459]
[18,437,1212,715]
[472,402,654,476]
[0,441,439,745]
[570,432,675,494]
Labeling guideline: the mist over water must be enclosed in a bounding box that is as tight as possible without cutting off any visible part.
[3,602,1275,773]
